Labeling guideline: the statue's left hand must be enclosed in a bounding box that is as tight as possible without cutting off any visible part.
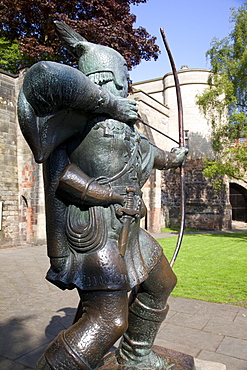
[170,147,189,166]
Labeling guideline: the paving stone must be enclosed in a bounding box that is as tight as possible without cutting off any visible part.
[166,312,209,330]
[217,336,247,361]
[198,301,240,316]
[0,306,67,337]
[168,297,203,315]
[203,317,247,340]
[234,307,247,324]
[16,342,48,369]
[0,355,29,370]
[0,296,20,310]
[198,350,247,370]
[200,308,238,322]
[157,323,223,352]
[194,358,226,370]
[39,290,79,312]
[54,308,77,329]
[154,337,200,358]
[165,309,177,321]
[0,320,53,360]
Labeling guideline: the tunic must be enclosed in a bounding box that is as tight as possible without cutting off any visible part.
[46,117,163,291]
[17,61,164,293]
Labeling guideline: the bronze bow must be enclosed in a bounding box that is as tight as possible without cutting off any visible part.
[160,28,186,268]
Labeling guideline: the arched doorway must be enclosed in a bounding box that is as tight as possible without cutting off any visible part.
[229,183,247,222]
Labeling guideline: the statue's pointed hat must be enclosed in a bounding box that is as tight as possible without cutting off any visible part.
[54,21,127,89]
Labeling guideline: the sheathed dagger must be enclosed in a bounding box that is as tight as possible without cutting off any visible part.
[117,187,140,257]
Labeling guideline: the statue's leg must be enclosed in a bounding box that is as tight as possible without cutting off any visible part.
[118,255,177,369]
[35,290,128,370]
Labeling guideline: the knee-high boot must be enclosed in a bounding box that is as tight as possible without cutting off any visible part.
[34,330,92,370]
[118,298,173,369]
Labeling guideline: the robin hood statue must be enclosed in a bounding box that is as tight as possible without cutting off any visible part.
[18,22,188,370]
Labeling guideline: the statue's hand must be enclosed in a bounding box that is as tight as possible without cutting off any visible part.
[95,90,138,123]
[170,147,188,166]
[50,257,68,273]
[84,189,124,207]
[111,98,138,123]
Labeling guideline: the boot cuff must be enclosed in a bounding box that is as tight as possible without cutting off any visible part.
[130,298,169,322]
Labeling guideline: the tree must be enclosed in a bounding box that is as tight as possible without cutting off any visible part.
[0,0,159,73]
[197,2,247,185]
[0,38,23,74]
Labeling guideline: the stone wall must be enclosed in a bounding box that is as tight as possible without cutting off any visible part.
[133,69,236,231]
[162,159,232,230]
[0,69,46,246]
[16,71,46,245]
[0,71,20,245]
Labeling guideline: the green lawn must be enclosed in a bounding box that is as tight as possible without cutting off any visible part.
[158,232,247,307]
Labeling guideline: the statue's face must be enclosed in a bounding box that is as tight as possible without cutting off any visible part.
[100,62,129,98]
[78,43,130,98]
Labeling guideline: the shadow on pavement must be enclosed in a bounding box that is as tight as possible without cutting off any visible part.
[0,307,76,369]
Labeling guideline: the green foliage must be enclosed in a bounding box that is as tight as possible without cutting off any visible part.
[0,37,22,74]
[159,233,247,306]
[0,36,46,73]
[197,3,247,183]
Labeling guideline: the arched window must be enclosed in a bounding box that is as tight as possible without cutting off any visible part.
[230,183,247,222]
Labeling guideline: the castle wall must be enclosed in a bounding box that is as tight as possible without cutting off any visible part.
[162,159,232,230]
[0,69,46,246]
[0,71,20,245]
[163,68,214,159]
[133,68,235,231]
[132,78,165,105]
[129,90,170,232]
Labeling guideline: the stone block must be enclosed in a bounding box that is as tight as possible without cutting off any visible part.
[0,356,28,370]
[216,336,247,361]
[167,311,209,330]
[157,323,223,352]
[204,317,247,340]
[194,358,226,370]
[198,350,247,370]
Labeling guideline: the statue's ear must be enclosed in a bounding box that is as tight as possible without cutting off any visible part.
[74,42,89,58]
[54,21,88,57]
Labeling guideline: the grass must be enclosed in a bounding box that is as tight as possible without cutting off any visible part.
[158,232,247,307]
[161,227,198,233]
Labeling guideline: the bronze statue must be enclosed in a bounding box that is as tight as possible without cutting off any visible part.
[18,22,188,370]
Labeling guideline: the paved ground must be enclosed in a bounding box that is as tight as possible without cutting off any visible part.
[0,236,246,369]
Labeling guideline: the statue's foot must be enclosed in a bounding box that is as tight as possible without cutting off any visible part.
[118,350,174,369]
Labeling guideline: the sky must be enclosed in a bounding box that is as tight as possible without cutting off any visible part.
[129,0,244,83]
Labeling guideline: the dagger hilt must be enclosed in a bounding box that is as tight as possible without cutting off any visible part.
[116,187,140,218]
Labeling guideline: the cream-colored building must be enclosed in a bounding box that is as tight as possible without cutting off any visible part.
[131,67,246,232]
[132,67,214,156]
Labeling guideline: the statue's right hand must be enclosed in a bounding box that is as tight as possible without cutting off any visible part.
[111,98,138,123]
[109,191,124,206]
[94,88,138,123]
